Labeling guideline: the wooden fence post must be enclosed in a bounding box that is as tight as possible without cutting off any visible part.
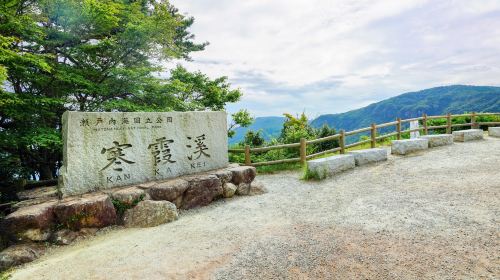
[244,145,251,166]
[370,123,376,148]
[339,130,346,154]
[446,113,452,134]
[300,138,307,165]
[471,112,477,129]
[396,117,402,140]
[423,113,428,135]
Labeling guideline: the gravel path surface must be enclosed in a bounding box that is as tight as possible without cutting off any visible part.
[10,136,500,280]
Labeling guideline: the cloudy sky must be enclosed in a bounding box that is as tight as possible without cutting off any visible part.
[169,0,500,118]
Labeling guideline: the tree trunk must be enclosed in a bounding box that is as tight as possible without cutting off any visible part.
[39,164,54,180]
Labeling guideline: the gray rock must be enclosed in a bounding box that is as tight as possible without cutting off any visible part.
[452,129,484,142]
[229,166,257,185]
[110,186,146,205]
[0,244,45,271]
[148,179,189,208]
[222,183,237,198]
[307,154,355,179]
[419,134,453,147]
[50,228,98,245]
[213,169,233,184]
[348,148,387,166]
[182,175,223,209]
[248,182,268,196]
[1,200,57,242]
[488,127,500,137]
[391,138,429,155]
[54,193,117,230]
[236,183,251,195]
[123,200,178,228]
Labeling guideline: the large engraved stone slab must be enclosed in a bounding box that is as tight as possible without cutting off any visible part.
[59,111,228,196]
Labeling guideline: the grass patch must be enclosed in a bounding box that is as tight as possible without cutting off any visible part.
[256,162,302,174]
[112,194,145,217]
[301,165,322,181]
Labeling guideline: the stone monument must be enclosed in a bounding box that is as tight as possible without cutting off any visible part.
[59,111,228,196]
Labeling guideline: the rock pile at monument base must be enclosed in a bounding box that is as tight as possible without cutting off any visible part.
[0,165,263,271]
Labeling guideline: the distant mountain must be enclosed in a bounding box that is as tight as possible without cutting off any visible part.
[229,116,285,145]
[229,85,500,145]
[310,85,500,131]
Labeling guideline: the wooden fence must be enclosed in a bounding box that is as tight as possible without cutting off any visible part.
[228,112,500,167]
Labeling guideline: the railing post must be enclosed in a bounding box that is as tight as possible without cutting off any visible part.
[339,130,346,154]
[396,117,402,140]
[423,113,428,135]
[370,123,376,148]
[471,112,477,129]
[446,113,452,134]
[299,138,307,165]
[244,145,251,166]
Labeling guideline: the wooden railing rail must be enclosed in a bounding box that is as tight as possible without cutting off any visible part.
[230,112,500,167]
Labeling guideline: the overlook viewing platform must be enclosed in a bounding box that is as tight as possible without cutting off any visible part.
[7,133,500,279]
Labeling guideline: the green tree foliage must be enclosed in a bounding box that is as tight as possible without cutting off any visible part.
[314,124,338,151]
[280,113,316,144]
[228,109,253,138]
[241,130,265,147]
[0,0,244,189]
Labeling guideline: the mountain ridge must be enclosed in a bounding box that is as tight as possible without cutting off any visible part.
[229,85,500,145]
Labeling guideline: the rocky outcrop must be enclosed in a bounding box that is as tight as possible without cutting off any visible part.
[110,187,146,205]
[123,200,178,228]
[0,244,45,271]
[229,166,256,185]
[1,200,57,242]
[236,182,268,196]
[182,175,223,209]
[0,164,261,270]
[54,194,117,230]
[148,179,189,208]
[50,228,98,245]
[222,183,237,198]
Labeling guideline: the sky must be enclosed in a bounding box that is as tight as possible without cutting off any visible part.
[169,0,500,119]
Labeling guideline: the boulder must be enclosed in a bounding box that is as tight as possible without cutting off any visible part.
[123,200,178,228]
[452,129,484,142]
[50,228,98,245]
[148,179,189,208]
[222,183,237,198]
[1,200,57,242]
[307,154,355,179]
[348,148,387,166]
[236,182,268,196]
[229,166,256,185]
[181,175,223,209]
[235,183,250,196]
[110,186,146,205]
[391,138,429,155]
[212,169,233,184]
[419,134,453,147]
[248,182,268,196]
[488,127,500,137]
[54,194,116,230]
[0,244,45,271]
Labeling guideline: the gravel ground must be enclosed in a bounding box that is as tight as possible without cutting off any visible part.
[9,136,500,280]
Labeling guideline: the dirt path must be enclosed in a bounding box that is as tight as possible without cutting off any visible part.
[10,136,500,280]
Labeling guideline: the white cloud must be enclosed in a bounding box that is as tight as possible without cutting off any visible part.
[169,0,500,117]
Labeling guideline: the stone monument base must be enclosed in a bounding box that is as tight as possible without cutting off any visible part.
[0,165,263,271]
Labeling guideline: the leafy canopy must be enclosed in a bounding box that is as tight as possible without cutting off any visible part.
[0,0,247,189]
